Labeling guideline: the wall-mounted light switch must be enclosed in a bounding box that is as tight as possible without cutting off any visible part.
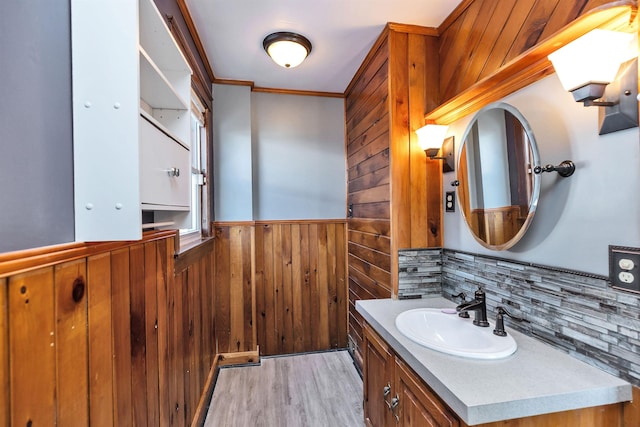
[609,245,640,294]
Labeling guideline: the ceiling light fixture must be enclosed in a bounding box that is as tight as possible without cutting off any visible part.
[263,32,312,68]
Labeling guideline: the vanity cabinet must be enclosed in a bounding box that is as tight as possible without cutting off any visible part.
[364,324,459,427]
[71,0,192,242]
[395,358,460,427]
[364,323,395,426]
[363,318,637,427]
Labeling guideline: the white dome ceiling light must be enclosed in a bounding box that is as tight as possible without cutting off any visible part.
[263,32,312,68]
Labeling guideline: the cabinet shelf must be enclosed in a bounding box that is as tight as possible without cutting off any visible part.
[139,47,189,110]
[142,221,176,229]
[141,204,190,211]
[138,0,190,73]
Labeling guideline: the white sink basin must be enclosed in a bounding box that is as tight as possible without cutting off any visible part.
[395,308,517,359]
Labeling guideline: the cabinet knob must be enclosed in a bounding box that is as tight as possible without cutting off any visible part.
[383,383,392,408]
[391,396,399,409]
[391,395,400,422]
[166,167,180,177]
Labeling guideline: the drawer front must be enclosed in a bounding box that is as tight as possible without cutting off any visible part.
[140,115,190,209]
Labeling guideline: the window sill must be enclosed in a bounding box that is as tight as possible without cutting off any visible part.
[179,230,203,249]
[176,233,212,256]
[174,233,214,272]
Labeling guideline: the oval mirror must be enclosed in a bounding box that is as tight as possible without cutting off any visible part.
[457,102,540,250]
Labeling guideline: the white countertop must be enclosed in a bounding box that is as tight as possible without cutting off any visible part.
[356,297,632,425]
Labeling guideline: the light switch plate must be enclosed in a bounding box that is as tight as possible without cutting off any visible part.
[609,245,640,294]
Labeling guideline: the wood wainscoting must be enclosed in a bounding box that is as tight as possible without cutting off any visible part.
[254,220,348,356]
[212,223,256,355]
[213,220,348,358]
[0,231,217,427]
[1,220,347,427]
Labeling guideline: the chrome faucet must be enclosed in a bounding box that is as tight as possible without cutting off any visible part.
[455,287,489,327]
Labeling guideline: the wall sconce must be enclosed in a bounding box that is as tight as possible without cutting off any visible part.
[548,29,638,135]
[415,124,454,172]
[263,32,312,68]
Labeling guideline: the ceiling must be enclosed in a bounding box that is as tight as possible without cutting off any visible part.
[185,0,464,94]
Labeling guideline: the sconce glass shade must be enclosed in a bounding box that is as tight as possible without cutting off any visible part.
[263,32,312,68]
[548,29,634,93]
[416,124,449,155]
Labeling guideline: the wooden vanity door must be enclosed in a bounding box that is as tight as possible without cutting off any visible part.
[395,358,460,427]
[363,324,395,427]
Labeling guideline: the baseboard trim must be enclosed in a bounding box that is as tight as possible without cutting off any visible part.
[190,354,220,427]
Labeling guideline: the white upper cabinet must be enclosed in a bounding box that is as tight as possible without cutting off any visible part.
[71,0,192,241]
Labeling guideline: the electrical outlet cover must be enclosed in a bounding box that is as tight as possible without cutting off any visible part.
[445,191,455,213]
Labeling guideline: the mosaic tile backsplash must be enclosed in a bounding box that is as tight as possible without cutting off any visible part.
[398,249,443,299]
[397,248,640,386]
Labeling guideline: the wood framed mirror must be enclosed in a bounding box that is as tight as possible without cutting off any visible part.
[457,102,540,250]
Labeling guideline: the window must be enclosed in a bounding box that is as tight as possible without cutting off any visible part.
[180,91,208,243]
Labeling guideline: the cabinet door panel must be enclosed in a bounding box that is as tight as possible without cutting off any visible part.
[396,359,459,427]
[364,325,394,427]
[140,116,190,209]
[71,0,141,241]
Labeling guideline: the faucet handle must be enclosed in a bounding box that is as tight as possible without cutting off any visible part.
[493,306,524,336]
[451,292,467,301]
[451,292,470,318]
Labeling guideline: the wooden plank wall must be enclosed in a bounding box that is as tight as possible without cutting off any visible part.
[0,232,217,427]
[213,223,256,354]
[254,220,348,356]
[437,0,616,104]
[345,25,441,370]
[387,26,442,253]
[346,33,392,369]
[213,220,348,357]
[174,241,217,426]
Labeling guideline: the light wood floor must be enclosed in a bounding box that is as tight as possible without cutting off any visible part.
[204,350,364,427]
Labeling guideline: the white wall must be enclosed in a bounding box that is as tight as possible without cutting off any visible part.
[251,92,346,219]
[213,85,346,222]
[444,74,640,275]
[213,84,254,221]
